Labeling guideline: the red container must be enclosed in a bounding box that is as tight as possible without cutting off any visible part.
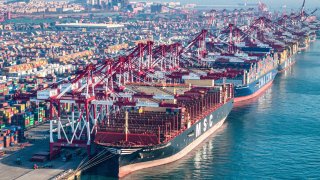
[10,135,14,144]
[0,141,3,149]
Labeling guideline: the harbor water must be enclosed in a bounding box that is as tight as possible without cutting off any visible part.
[82,40,320,179]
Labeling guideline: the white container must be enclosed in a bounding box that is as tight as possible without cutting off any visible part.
[182,75,200,80]
[59,83,79,92]
[37,88,58,100]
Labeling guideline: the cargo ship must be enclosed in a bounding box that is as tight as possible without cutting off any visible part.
[203,44,278,102]
[277,55,296,72]
[84,80,234,177]
[237,41,297,72]
[269,31,299,72]
[297,33,310,51]
[233,68,277,102]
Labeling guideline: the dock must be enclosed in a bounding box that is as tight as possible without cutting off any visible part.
[0,122,83,180]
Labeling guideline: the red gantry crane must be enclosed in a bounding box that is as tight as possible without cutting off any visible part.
[13,30,211,159]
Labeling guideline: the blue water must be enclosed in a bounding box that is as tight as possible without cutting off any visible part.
[83,40,320,179]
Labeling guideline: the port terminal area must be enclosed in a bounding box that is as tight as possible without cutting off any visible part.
[0,121,83,180]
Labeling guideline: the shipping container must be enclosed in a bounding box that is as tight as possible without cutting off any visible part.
[37,89,58,100]
[0,141,3,150]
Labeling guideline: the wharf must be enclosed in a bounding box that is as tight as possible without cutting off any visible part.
[0,123,83,180]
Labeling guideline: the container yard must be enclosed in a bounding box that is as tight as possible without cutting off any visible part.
[0,0,319,179]
[0,122,83,180]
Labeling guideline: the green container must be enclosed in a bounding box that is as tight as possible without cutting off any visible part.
[34,112,43,121]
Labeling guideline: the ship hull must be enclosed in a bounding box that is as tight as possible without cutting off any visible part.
[278,57,296,72]
[234,69,277,102]
[83,100,234,178]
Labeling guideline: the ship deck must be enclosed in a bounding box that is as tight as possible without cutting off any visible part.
[95,83,233,148]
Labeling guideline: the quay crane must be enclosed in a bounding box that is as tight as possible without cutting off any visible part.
[13,30,210,159]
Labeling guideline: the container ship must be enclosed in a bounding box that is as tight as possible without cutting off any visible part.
[236,40,296,72]
[297,32,311,51]
[203,43,278,102]
[274,41,297,72]
[84,80,234,177]
[268,31,299,72]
